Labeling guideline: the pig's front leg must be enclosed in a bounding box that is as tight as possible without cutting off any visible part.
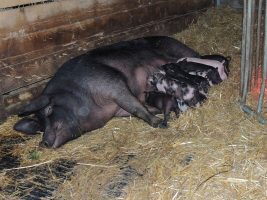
[113,85,163,128]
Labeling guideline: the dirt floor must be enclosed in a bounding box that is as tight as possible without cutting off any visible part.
[0,6,267,200]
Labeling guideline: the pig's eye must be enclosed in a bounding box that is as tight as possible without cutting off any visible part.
[54,121,63,131]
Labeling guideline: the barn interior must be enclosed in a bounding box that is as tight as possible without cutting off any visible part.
[0,0,267,200]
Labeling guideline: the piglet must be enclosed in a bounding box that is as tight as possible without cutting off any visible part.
[175,60,222,85]
[201,54,231,76]
[148,71,207,109]
[177,56,229,81]
[145,91,180,127]
[161,63,210,94]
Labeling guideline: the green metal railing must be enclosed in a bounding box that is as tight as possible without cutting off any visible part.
[240,0,267,124]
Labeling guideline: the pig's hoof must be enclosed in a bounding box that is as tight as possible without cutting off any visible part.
[150,117,163,128]
[158,121,168,129]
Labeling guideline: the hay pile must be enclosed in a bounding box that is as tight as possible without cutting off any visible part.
[0,6,267,200]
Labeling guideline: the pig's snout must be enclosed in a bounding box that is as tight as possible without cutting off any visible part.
[39,130,57,148]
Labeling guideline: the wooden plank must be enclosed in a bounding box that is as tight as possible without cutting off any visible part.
[0,0,165,33]
[0,0,212,121]
[0,0,211,57]
[0,95,6,123]
[0,10,210,94]
[0,10,203,122]
[0,0,212,95]
[0,0,47,8]
[1,79,48,122]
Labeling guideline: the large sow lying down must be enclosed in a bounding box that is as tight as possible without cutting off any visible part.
[14,36,199,148]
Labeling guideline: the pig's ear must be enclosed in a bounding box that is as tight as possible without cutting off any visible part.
[19,95,50,116]
[13,117,43,135]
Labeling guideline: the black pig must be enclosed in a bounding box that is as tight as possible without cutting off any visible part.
[14,36,199,148]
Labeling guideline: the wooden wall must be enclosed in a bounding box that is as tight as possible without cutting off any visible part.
[0,0,212,122]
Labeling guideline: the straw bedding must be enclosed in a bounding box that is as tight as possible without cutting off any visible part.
[0,6,266,200]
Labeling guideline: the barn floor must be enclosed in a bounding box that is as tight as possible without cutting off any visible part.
[1,7,267,200]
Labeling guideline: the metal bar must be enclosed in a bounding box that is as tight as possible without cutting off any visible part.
[241,104,266,124]
[248,0,255,91]
[215,0,221,6]
[242,0,253,103]
[240,0,248,97]
[240,0,267,124]
[256,2,267,114]
[255,0,263,87]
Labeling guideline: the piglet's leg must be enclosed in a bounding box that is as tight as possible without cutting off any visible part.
[160,99,174,128]
[174,107,180,118]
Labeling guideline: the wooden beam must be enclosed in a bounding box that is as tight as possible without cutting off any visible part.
[0,0,212,122]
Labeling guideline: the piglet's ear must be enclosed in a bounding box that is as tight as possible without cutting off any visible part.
[13,117,43,135]
[226,56,231,62]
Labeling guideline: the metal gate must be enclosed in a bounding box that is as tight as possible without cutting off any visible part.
[240,0,267,124]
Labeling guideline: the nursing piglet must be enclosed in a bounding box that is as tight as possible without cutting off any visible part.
[175,60,222,85]
[161,63,210,94]
[148,72,206,109]
[145,91,180,127]
[177,55,229,81]
[201,54,231,76]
